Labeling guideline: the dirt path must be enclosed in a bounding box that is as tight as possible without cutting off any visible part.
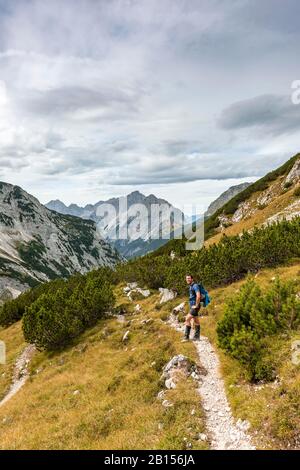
[169,316,256,450]
[0,345,36,408]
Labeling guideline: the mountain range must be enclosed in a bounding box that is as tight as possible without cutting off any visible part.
[46,184,250,259]
[0,182,120,302]
[47,191,185,259]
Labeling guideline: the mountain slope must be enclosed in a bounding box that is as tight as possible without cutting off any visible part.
[205,183,251,217]
[204,153,300,242]
[0,182,120,298]
[47,191,184,259]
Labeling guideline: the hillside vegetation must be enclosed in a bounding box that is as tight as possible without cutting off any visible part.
[116,217,300,294]
[205,153,300,241]
[0,289,207,450]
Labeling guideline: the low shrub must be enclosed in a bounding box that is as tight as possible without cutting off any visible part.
[217,277,300,381]
[22,269,115,350]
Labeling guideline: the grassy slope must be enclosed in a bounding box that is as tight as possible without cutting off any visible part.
[206,178,299,246]
[204,153,300,239]
[0,288,207,450]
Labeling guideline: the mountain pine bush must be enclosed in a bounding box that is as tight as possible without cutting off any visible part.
[117,217,300,295]
[22,269,115,350]
[217,277,300,381]
[0,279,65,327]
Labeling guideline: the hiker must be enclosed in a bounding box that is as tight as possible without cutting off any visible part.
[183,274,201,342]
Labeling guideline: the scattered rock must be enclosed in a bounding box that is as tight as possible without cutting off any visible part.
[162,399,174,408]
[136,288,150,298]
[162,355,192,376]
[2,416,12,425]
[157,390,165,400]
[165,378,176,390]
[173,302,186,314]
[73,390,80,396]
[191,371,199,380]
[159,288,177,304]
[161,355,194,390]
[75,343,88,354]
[134,304,141,313]
[117,314,126,323]
[122,330,130,342]
[128,282,138,290]
[236,419,251,432]
[198,433,207,442]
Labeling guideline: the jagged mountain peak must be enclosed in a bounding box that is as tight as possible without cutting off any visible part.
[0,182,120,298]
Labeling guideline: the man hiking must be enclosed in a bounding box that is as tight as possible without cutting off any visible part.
[182,274,201,342]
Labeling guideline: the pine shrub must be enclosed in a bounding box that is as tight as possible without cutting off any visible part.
[217,277,300,381]
[117,217,300,295]
[22,269,115,350]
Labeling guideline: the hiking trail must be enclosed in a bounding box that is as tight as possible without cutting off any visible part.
[0,345,35,408]
[168,314,256,450]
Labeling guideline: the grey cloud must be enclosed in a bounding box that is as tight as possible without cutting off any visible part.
[17,85,141,120]
[107,152,284,185]
[218,94,300,135]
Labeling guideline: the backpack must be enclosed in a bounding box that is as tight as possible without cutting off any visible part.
[198,283,211,307]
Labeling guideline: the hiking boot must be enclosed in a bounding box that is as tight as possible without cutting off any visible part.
[181,325,191,342]
[192,325,200,341]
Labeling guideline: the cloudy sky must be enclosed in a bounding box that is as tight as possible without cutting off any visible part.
[0,0,299,213]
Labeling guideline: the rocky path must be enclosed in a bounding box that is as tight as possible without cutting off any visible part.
[169,316,255,450]
[0,345,35,408]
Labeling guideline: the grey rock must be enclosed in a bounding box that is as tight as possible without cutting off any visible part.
[159,288,177,304]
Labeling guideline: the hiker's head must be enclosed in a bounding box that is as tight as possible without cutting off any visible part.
[185,274,194,285]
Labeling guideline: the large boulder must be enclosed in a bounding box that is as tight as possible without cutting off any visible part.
[173,302,186,314]
[159,288,177,304]
[161,355,201,390]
